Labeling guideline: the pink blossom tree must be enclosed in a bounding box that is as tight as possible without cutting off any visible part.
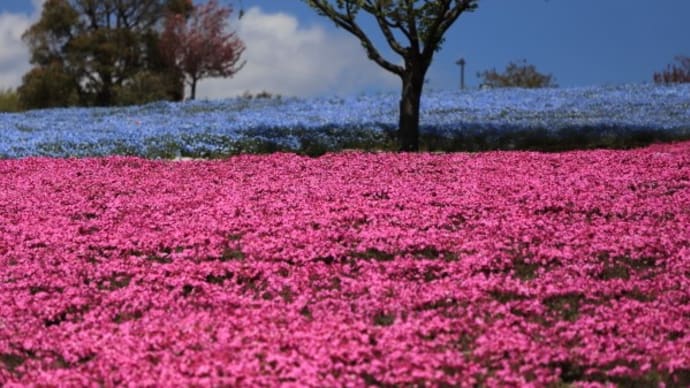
[160,0,245,100]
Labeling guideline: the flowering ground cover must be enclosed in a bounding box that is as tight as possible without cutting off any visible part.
[1,83,689,158]
[1,142,689,386]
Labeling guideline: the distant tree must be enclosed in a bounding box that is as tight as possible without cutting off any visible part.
[113,71,173,106]
[654,55,690,84]
[160,0,245,100]
[478,59,557,89]
[139,30,186,102]
[21,0,79,66]
[241,90,281,100]
[19,0,189,108]
[17,62,80,109]
[166,0,195,16]
[0,88,23,112]
[302,0,479,151]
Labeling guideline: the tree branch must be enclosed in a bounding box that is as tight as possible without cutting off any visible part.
[306,0,404,76]
[422,0,476,59]
[361,0,407,57]
[404,0,420,54]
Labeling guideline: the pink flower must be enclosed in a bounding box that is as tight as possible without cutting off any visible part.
[0,142,689,385]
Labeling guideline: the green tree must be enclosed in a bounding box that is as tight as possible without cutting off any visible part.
[478,59,557,89]
[20,0,188,108]
[17,62,80,109]
[0,88,22,113]
[112,71,172,106]
[303,0,478,151]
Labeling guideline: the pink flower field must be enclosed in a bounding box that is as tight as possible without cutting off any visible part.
[1,142,689,386]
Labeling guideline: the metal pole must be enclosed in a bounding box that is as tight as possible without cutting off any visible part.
[456,58,466,90]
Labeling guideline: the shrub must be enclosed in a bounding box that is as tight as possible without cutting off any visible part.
[113,71,174,106]
[653,55,690,84]
[18,63,80,109]
[241,90,281,100]
[478,59,557,88]
[0,88,22,112]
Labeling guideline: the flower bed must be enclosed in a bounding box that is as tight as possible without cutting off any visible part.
[1,142,689,385]
[1,83,689,157]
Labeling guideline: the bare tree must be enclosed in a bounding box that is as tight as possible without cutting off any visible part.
[303,0,478,151]
[654,55,690,85]
[478,59,557,89]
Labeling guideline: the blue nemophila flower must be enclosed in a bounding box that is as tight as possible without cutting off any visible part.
[0,83,688,158]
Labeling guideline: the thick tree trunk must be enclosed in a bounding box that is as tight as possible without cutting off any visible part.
[398,65,426,152]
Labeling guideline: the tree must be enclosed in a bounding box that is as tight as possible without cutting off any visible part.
[303,0,478,151]
[0,88,22,113]
[478,59,557,89]
[654,55,690,85]
[20,0,187,108]
[160,0,245,100]
[113,71,173,106]
[17,62,80,109]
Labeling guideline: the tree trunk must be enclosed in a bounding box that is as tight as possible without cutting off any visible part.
[398,65,426,152]
[190,77,197,100]
[97,73,113,106]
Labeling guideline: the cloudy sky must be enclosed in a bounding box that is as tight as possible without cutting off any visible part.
[1,0,689,99]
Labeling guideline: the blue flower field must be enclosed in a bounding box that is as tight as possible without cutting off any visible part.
[1,83,688,158]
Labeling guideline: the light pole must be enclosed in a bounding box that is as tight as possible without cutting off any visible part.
[456,58,466,90]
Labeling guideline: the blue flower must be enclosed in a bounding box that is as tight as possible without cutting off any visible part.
[0,83,688,158]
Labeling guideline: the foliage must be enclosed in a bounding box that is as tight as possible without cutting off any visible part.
[21,0,81,66]
[19,0,186,108]
[112,71,175,107]
[17,62,79,109]
[0,89,22,113]
[1,83,688,158]
[303,0,479,151]
[478,59,557,88]
[654,55,690,84]
[160,0,245,100]
[241,90,281,100]
[139,31,186,102]
[1,143,690,385]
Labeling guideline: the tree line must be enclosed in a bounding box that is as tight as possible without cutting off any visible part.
[16,0,243,110]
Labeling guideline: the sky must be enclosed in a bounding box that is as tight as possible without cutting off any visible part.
[1,0,689,99]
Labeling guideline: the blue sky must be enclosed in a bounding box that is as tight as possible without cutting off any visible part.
[1,0,689,98]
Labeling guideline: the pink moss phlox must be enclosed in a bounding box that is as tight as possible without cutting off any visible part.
[1,143,689,385]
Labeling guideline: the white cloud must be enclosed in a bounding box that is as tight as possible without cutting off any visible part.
[0,0,43,90]
[0,12,32,89]
[197,7,399,99]
[0,4,399,98]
